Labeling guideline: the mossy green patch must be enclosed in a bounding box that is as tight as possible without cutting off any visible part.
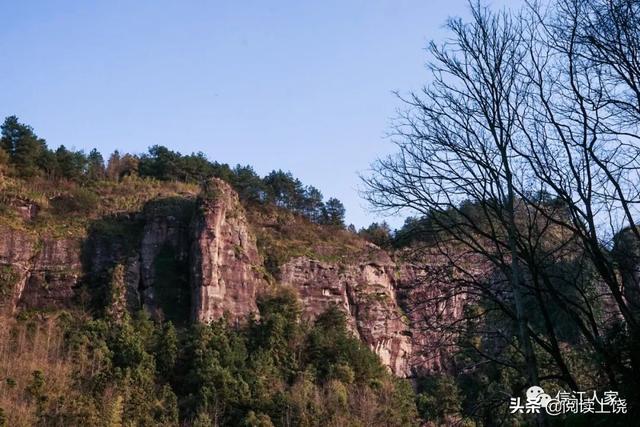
[153,245,190,326]
[0,265,19,300]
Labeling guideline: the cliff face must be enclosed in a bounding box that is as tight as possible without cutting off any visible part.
[395,257,471,375]
[0,180,461,377]
[277,253,475,376]
[279,254,413,376]
[190,179,266,324]
[0,224,81,314]
[0,226,36,313]
[139,199,193,320]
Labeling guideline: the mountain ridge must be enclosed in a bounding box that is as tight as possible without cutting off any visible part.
[1,176,463,378]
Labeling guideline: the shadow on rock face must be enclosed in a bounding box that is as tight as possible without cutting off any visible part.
[80,197,195,326]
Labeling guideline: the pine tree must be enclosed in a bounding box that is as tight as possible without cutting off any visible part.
[155,322,178,377]
[322,198,346,227]
[87,148,106,180]
[106,264,128,323]
[0,116,47,177]
[54,145,87,180]
[106,395,124,427]
[302,185,324,221]
[106,150,121,180]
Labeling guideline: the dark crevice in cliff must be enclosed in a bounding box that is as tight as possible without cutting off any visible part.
[76,197,198,322]
[151,244,190,326]
[80,212,145,314]
[344,281,365,341]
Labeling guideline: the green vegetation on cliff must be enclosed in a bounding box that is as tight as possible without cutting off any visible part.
[0,290,417,426]
[0,116,346,236]
[0,118,418,425]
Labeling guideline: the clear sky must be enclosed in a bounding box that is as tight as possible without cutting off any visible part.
[0,0,515,228]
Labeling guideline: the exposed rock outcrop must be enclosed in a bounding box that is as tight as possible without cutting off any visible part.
[0,226,38,313]
[190,179,266,323]
[0,225,81,313]
[279,252,413,377]
[0,180,469,377]
[19,237,82,310]
[395,258,469,375]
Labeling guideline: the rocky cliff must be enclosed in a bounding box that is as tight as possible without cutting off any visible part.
[0,178,460,377]
[0,224,81,313]
[279,254,413,376]
[190,179,265,324]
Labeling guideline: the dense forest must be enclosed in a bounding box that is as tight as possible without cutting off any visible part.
[0,289,417,426]
[0,115,424,426]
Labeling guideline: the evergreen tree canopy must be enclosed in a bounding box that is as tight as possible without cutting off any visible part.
[1,115,47,177]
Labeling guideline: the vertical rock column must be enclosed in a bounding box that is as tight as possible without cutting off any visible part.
[190,178,266,324]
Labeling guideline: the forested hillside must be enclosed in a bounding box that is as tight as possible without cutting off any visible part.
[0,115,423,426]
[0,291,417,426]
[3,0,640,426]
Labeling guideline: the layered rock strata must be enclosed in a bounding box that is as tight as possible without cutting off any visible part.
[0,180,469,377]
[189,179,266,323]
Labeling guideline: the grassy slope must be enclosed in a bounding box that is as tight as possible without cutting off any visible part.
[246,202,373,273]
[0,175,199,238]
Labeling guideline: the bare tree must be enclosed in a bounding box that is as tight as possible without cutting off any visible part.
[518,0,640,402]
[363,5,558,425]
[364,0,640,422]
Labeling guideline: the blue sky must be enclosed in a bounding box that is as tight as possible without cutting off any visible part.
[0,0,515,228]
